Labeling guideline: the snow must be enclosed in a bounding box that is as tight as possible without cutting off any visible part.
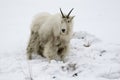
[0,0,120,80]
[0,31,120,80]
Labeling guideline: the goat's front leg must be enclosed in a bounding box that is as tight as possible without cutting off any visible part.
[58,46,69,62]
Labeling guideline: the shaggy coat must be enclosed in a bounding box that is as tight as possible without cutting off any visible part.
[27,9,74,62]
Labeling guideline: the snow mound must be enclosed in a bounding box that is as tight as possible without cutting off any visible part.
[0,31,120,80]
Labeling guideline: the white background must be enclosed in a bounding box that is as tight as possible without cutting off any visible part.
[0,0,120,52]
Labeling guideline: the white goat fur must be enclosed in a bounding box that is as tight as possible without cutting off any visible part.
[27,11,74,62]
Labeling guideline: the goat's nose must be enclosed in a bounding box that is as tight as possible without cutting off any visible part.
[62,29,65,32]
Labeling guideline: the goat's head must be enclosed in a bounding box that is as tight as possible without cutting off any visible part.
[60,8,74,35]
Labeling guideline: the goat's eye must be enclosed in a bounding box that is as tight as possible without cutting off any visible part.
[68,21,70,23]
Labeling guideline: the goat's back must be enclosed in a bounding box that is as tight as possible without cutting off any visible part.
[31,12,51,33]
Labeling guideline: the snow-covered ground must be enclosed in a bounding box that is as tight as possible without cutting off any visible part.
[0,31,120,80]
[0,0,120,80]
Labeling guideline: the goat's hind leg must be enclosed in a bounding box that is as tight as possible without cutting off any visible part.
[36,41,44,57]
[26,31,38,60]
[27,46,33,60]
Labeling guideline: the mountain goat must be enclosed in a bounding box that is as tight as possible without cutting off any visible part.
[27,8,74,62]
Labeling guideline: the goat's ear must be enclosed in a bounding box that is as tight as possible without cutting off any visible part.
[70,16,75,21]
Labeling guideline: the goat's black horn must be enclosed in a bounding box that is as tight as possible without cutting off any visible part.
[60,8,65,18]
[67,8,74,18]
